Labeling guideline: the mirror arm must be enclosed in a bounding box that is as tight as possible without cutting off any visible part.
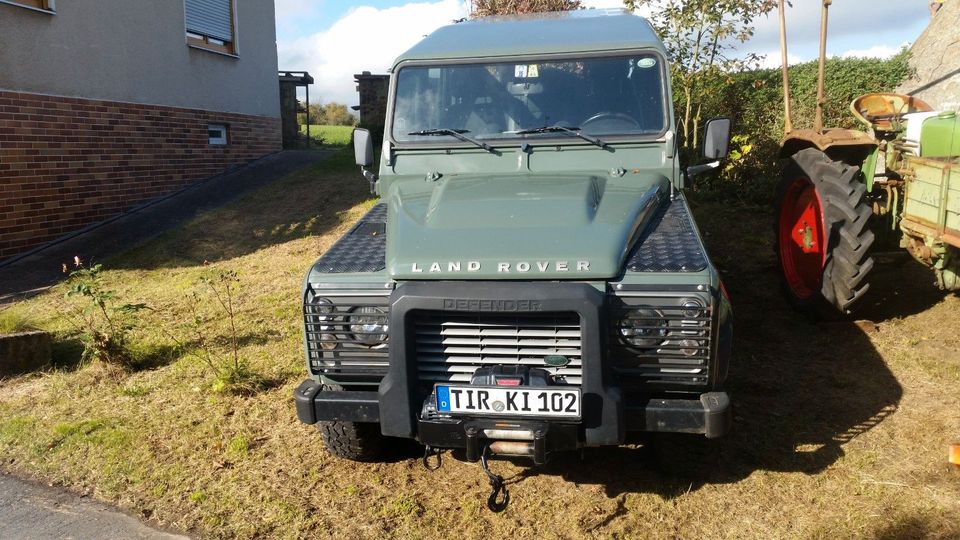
[686,160,721,178]
[362,167,379,194]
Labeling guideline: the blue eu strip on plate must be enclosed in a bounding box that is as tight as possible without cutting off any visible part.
[436,386,451,411]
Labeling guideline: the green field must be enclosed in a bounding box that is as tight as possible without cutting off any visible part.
[299,124,353,146]
[0,150,958,538]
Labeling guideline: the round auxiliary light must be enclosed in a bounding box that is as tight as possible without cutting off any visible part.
[679,339,702,357]
[312,297,334,322]
[619,307,668,348]
[319,333,338,351]
[348,306,389,347]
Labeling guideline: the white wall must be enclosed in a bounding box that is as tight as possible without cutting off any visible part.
[0,0,281,117]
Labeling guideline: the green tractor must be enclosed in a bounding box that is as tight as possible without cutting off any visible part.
[774,0,960,315]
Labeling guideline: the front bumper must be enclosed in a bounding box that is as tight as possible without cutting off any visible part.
[294,378,731,444]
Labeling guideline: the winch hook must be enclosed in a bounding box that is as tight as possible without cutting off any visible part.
[480,444,510,512]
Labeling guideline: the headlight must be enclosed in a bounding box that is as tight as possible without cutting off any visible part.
[348,306,389,347]
[618,307,668,348]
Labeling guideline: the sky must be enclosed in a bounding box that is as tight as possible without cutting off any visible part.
[275,0,933,107]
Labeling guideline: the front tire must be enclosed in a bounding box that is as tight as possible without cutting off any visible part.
[775,148,875,315]
[316,384,386,462]
[317,421,386,462]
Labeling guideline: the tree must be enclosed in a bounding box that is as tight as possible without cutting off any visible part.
[470,0,581,18]
[300,103,356,126]
[307,103,324,124]
[299,103,324,126]
[625,0,777,152]
[321,103,356,126]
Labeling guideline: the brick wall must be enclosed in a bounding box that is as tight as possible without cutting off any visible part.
[0,90,282,260]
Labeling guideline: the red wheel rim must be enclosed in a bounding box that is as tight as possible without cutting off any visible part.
[779,177,826,300]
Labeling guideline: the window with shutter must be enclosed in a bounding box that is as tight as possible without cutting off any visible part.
[184,0,237,55]
[1,0,55,12]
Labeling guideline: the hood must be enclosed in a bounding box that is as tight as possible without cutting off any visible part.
[386,172,666,280]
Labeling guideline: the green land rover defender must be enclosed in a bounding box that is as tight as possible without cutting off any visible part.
[294,10,734,483]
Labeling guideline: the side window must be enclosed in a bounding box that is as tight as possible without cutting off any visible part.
[184,0,237,55]
[627,57,666,133]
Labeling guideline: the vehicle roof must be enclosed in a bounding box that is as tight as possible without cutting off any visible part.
[393,9,664,66]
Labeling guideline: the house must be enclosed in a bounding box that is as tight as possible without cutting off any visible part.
[0,0,282,262]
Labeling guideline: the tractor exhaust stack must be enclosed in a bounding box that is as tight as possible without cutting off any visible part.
[778,0,793,134]
[814,0,832,133]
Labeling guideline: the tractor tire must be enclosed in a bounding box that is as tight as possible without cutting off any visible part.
[316,385,386,462]
[775,148,875,316]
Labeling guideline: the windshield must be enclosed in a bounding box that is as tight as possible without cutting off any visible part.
[391,54,667,143]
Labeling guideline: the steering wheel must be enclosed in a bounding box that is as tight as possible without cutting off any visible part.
[581,112,641,130]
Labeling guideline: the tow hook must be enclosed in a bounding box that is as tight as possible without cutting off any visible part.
[480,444,510,512]
[422,445,443,471]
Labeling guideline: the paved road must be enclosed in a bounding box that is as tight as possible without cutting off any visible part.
[0,474,188,539]
[0,150,331,305]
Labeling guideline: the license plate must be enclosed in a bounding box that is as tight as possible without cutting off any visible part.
[435,385,580,418]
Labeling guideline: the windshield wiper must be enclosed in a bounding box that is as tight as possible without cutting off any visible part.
[514,126,608,149]
[407,128,497,154]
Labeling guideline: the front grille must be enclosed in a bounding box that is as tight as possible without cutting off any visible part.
[415,312,583,385]
[304,290,390,381]
[608,296,713,389]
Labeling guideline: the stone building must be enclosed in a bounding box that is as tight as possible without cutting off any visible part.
[353,72,390,142]
[898,1,960,110]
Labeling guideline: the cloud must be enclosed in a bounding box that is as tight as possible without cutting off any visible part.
[841,44,906,59]
[276,2,925,106]
[277,0,468,106]
[744,2,927,58]
[756,50,803,70]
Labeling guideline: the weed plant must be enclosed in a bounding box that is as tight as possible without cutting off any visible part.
[63,257,146,368]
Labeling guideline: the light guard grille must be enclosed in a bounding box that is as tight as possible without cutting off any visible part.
[304,290,390,381]
[608,296,713,389]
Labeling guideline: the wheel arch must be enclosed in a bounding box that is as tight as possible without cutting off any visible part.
[779,129,877,169]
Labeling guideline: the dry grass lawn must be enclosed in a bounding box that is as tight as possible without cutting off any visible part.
[1,150,958,539]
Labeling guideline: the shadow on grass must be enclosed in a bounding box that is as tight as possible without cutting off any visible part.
[50,338,85,371]
[111,150,373,271]
[50,337,184,373]
[476,202,925,501]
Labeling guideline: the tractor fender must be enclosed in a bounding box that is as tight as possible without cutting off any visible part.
[779,128,877,166]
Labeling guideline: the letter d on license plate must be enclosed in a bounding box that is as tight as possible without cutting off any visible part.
[435,385,580,418]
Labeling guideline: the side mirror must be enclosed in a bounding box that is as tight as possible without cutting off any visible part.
[353,128,378,193]
[353,128,374,167]
[702,117,731,160]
